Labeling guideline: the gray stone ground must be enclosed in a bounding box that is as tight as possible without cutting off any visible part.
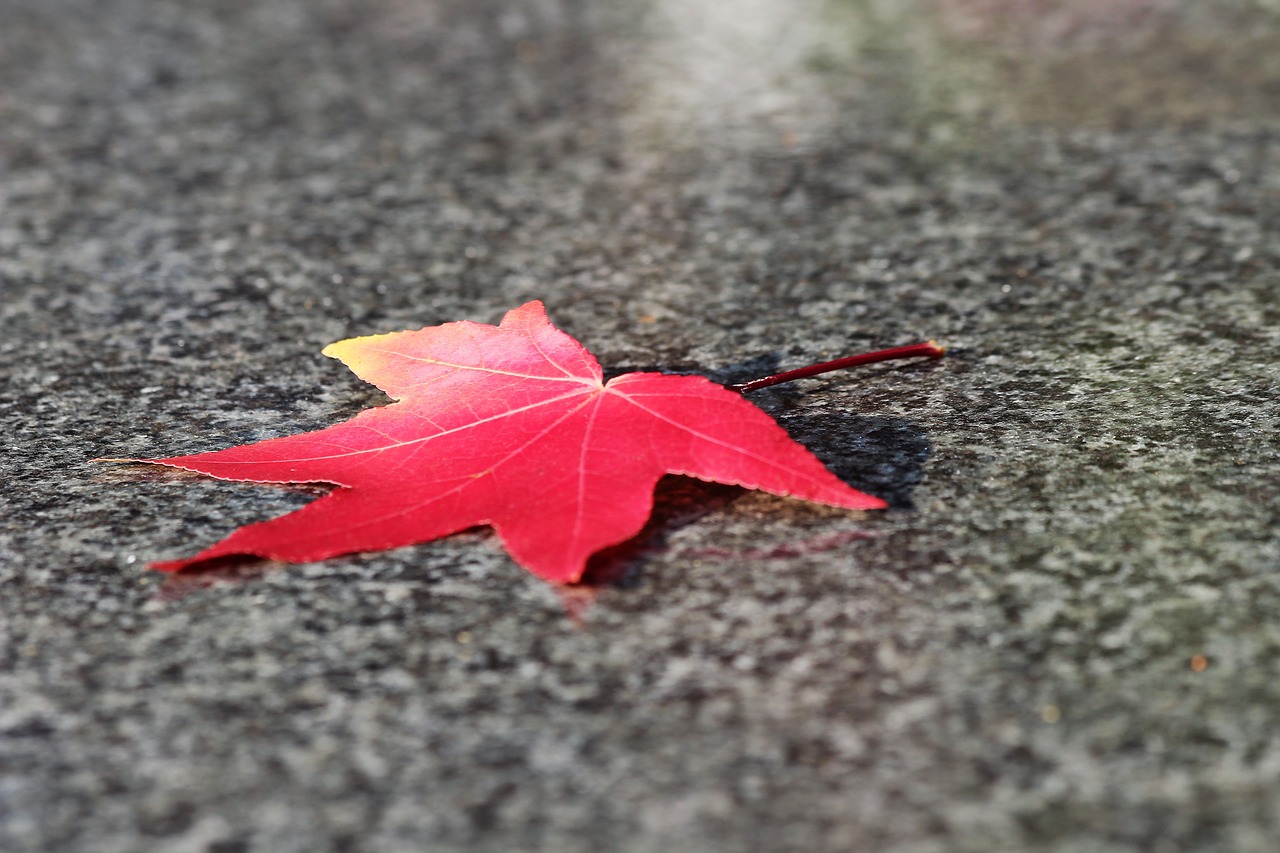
[3,1,1279,851]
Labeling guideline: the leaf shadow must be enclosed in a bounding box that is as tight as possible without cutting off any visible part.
[153,556,272,600]
[714,351,936,509]
[575,409,932,592]
[776,413,932,510]
[577,476,744,587]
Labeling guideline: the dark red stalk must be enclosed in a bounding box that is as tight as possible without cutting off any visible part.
[730,341,945,394]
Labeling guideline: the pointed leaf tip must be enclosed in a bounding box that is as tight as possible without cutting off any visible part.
[500,299,551,329]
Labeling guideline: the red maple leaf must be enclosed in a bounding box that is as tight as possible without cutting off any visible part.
[131,302,904,583]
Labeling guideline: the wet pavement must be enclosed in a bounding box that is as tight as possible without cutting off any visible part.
[3,1,1280,850]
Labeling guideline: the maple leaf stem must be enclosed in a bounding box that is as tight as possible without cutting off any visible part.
[730,341,946,394]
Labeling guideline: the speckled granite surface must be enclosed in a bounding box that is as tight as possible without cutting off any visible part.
[3,1,1280,851]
